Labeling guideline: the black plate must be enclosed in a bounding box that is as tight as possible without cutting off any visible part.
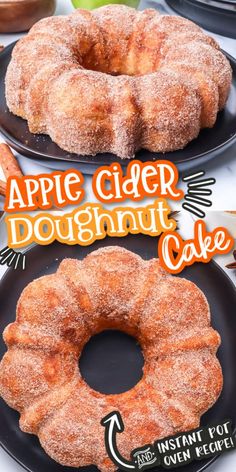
[0,43,236,173]
[0,234,236,472]
[166,0,236,39]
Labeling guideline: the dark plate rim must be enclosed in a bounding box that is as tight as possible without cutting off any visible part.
[168,0,236,13]
[165,0,236,40]
[0,241,236,472]
[0,43,236,166]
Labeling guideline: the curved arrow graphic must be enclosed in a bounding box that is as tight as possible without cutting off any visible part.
[101,411,135,471]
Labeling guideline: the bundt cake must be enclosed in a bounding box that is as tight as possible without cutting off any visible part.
[0,246,222,471]
[5,5,232,159]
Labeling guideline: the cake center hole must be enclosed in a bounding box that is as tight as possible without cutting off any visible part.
[79,330,144,394]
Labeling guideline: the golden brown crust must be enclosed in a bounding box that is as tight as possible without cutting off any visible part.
[5,5,232,159]
[0,246,222,471]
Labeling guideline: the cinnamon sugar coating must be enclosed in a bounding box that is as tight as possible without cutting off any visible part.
[5,5,232,159]
[0,247,222,471]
